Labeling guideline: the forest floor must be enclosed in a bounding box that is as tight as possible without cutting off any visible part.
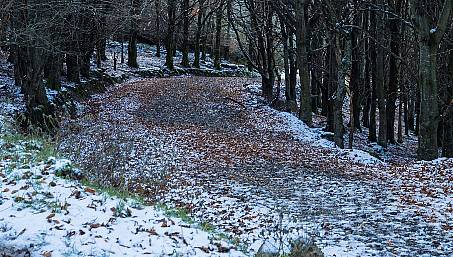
[57,76,453,257]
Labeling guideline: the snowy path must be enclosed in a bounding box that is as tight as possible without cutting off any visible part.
[59,77,453,257]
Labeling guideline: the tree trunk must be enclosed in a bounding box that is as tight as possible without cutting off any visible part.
[412,0,453,159]
[386,5,400,144]
[443,42,453,157]
[155,0,161,57]
[289,31,297,105]
[333,35,349,148]
[17,46,55,129]
[280,19,292,111]
[181,0,190,67]
[165,0,176,69]
[128,0,139,68]
[295,0,312,125]
[214,1,223,70]
[417,43,440,160]
[369,7,377,142]
[376,8,387,147]
[193,0,205,68]
[350,9,362,132]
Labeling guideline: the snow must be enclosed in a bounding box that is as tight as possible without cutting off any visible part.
[244,81,382,165]
[0,139,245,256]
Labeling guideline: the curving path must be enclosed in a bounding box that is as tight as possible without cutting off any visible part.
[59,77,453,257]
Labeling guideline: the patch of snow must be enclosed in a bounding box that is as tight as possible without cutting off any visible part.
[0,140,245,256]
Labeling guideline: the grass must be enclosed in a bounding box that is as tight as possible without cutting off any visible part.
[0,132,58,164]
[155,203,194,224]
[80,178,145,205]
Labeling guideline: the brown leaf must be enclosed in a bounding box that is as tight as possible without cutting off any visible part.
[147,228,158,236]
[84,187,96,194]
[90,223,101,229]
[46,213,55,220]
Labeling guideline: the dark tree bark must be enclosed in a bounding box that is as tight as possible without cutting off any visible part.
[288,31,297,108]
[180,0,190,67]
[193,0,206,68]
[376,4,387,148]
[443,41,453,157]
[214,0,224,70]
[155,0,161,57]
[368,6,377,142]
[412,0,452,160]
[350,6,362,132]
[386,0,402,144]
[128,0,140,68]
[165,0,177,69]
[295,0,312,125]
[280,19,292,111]
[12,0,56,129]
[17,46,56,129]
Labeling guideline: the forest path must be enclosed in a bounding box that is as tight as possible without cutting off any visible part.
[59,77,452,257]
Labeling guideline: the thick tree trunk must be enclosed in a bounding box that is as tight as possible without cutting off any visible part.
[417,43,440,160]
[333,36,349,149]
[295,0,312,125]
[128,0,139,68]
[165,0,176,69]
[17,46,55,129]
[412,0,452,160]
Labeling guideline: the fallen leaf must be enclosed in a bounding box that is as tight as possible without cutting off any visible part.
[84,187,96,194]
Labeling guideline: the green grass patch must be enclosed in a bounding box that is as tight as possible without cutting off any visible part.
[155,203,194,224]
[80,179,145,204]
[0,132,57,163]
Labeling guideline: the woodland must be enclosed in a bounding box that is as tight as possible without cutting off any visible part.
[0,0,452,256]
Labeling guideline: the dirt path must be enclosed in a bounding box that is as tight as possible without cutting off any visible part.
[59,77,453,257]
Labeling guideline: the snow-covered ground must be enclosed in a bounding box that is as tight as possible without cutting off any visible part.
[0,137,245,256]
[55,76,452,257]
